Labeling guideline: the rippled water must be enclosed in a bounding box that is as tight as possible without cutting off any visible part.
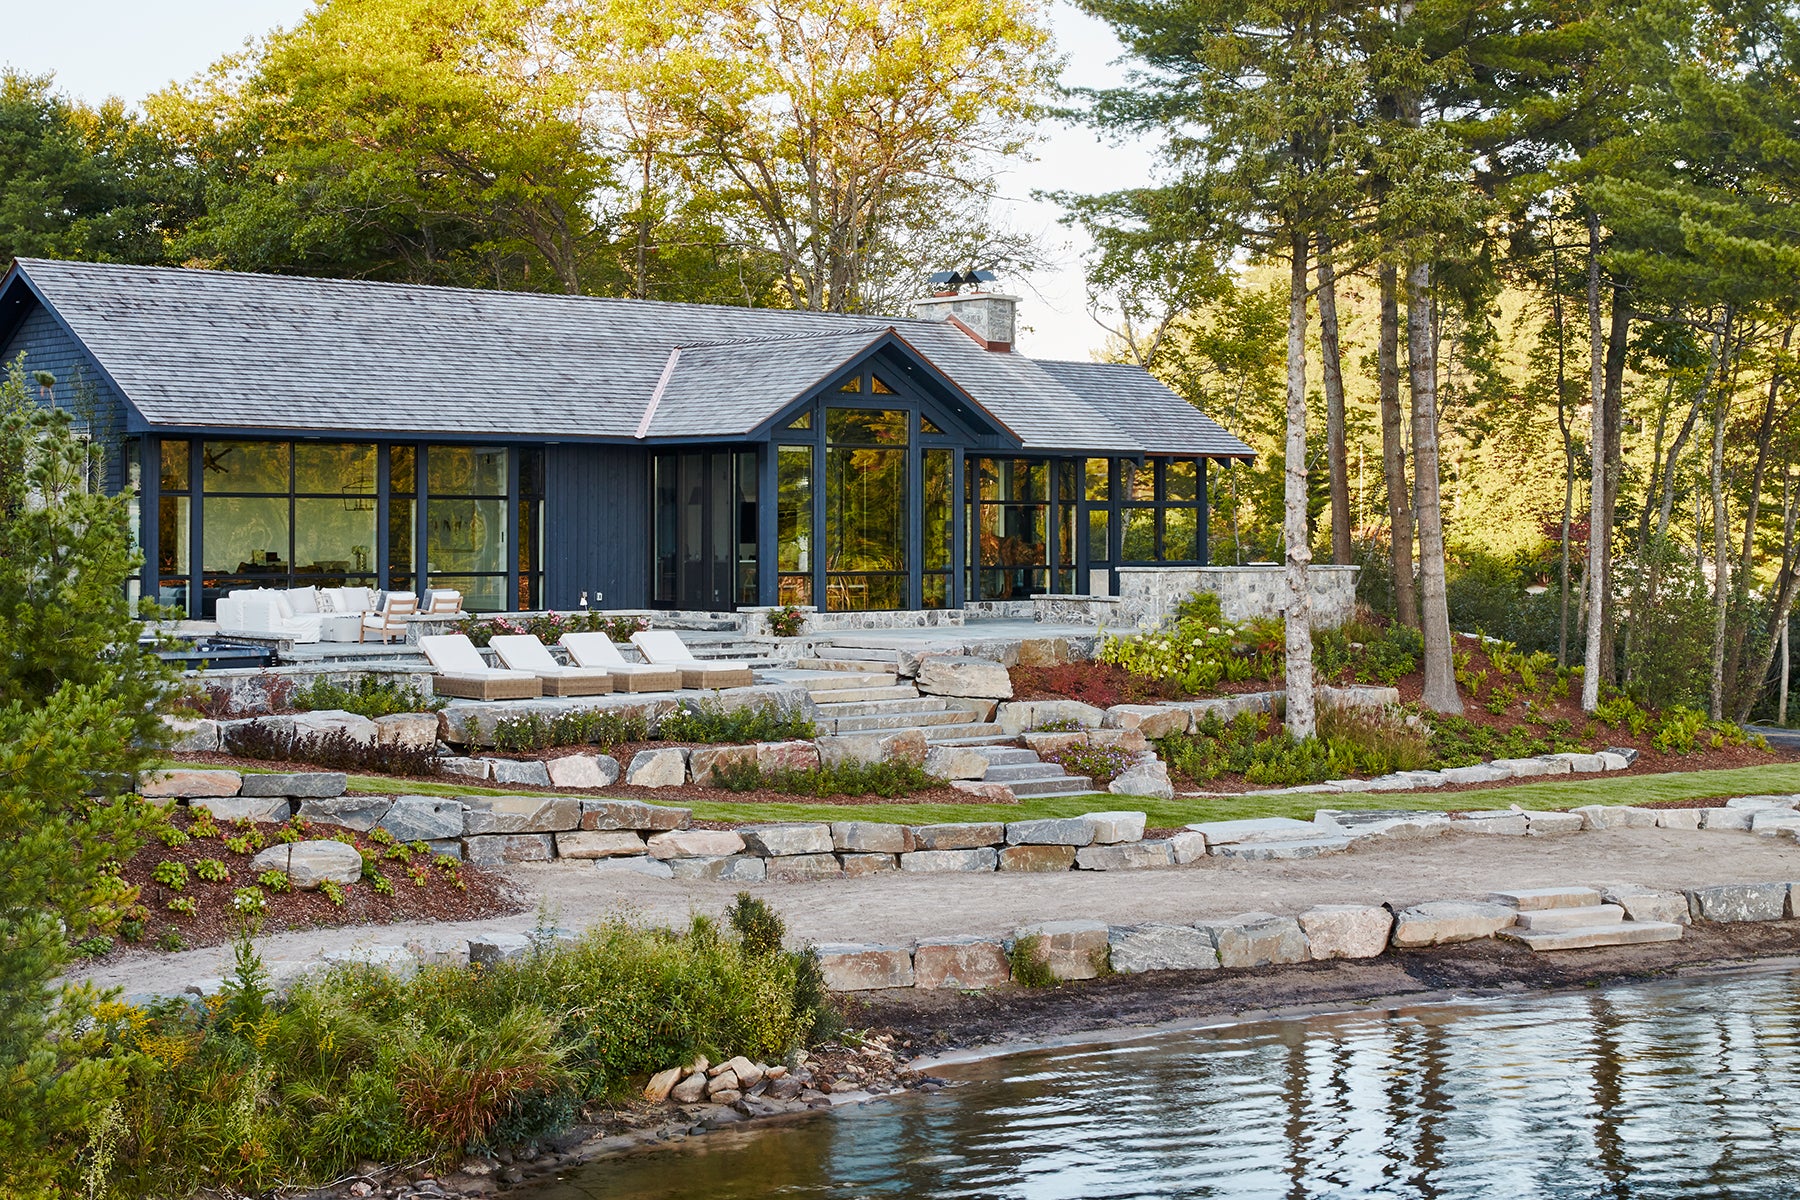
[534,969,1800,1199]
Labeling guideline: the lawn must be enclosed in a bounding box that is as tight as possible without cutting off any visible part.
[338,761,1800,829]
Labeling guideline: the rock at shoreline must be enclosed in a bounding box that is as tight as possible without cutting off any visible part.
[1201,913,1309,968]
[1298,905,1394,960]
[1388,900,1516,948]
[913,936,1011,989]
[1108,923,1219,974]
[815,944,914,991]
[1013,920,1109,980]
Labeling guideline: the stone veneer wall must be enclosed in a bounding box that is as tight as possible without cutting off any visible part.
[1112,564,1360,630]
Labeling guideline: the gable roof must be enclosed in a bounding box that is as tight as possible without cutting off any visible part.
[2,258,1253,458]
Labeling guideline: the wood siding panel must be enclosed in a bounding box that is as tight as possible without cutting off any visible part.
[545,445,649,609]
[2,305,131,491]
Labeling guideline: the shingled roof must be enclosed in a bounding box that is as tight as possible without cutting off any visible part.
[2,258,1254,458]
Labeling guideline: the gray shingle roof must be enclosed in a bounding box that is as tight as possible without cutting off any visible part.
[7,258,1252,457]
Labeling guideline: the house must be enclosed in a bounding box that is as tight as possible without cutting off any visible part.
[0,257,1254,617]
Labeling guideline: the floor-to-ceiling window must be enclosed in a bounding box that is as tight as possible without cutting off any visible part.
[293,442,378,588]
[388,445,417,593]
[923,446,954,608]
[1120,457,1206,564]
[969,457,1050,600]
[158,439,191,611]
[517,448,545,610]
[651,449,757,610]
[426,445,509,611]
[825,407,908,610]
[777,440,814,606]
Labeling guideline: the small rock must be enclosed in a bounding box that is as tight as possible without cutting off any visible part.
[1108,761,1174,800]
[626,748,690,788]
[671,1073,708,1104]
[644,1067,682,1102]
[248,840,364,889]
[545,754,621,789]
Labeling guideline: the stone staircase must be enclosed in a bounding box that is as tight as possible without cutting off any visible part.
[965,745,1096,800]
[1494,887,1684,951]
[660,630,783,669]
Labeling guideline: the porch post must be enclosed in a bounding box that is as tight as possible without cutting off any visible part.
[505,449,521,611]
[758,442,778,606]
[1198,458,1211,566]
[952,453,967,606]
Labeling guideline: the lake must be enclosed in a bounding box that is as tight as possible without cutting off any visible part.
[532,967,1800,1199]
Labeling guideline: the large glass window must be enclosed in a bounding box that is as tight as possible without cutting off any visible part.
[651,450,755,610]
[826,409,908,610]
[971,457,1049,599]
[388,445,416,593]
[158,440,190,611]
[427,445,509,612]
[736,450,758,607]
[517,448,545,610]
[777,445,813,606]
[293,443,376,586]
[923,449,953,608]
[201,441,292,608]
[1115,458,1206,564]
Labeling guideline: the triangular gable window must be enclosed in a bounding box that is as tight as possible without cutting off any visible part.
[838,377,861,393]
[920,415,944,434]
[870,376,895,395]
[786,412,813,430]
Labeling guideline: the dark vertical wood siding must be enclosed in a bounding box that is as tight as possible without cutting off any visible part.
[544,444,650,609]
[2,305,131,491]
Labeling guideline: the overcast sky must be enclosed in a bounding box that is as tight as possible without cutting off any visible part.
[3,1,1157,359]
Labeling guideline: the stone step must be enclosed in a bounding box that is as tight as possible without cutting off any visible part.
[968,747,1041,766]
[1010,776,1098,799]
[982,763,1069,784]
[1513,904,1626,932]
[815,696,956,718]
[795,656,906,673]
[925,724,1008,743]
[808,685,920,705]
[1489,886,1604,912]
[828,710,977,733]
[818,643,904,662]
[1502,921,1685,952]
[788,671,900,692]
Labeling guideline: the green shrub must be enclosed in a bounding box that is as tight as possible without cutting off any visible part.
[292,674,444,717]
[1158,711,1266,782]
[1651,705,1711,755]
[226,722,442,777]
[489,708,649,753]
[727,892,786,957]
[1424,712,1586,767]
[660,699,815,744]
[1313,619,1423,685]
[193,858,229,884]
[1042,742,1138,784]
[708,759,939,798]
[1100,592,1282,694]
[1593,692,1649,736]
[1009,934,1055,988]
[766,605,806,638]
[466,611,648,648]
[151,860,188,891]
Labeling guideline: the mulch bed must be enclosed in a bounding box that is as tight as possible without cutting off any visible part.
[94,809,524,960]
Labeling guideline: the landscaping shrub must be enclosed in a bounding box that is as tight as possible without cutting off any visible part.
[291,675,444,718]
[1042,742,1139,784]
[1157,711,1267,782]
[488,709,650,754]
[708,759,940,798]
[225,723,442,777]
[660,699,815,744]
[1100,592,1282,695]
[99,913,832,1194]
[1423,712,1586,767]
[1647,705,1751,755]
[765,604,806,638]
[1312,618,1423,685]
[465,611,648,649]
[1445,550,1561,655]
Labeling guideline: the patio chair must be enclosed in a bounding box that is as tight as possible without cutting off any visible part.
[360,594,417,644]
[489,634,614,696]
[629,630,756,690]
[424,588,464,615]
[418,634,542,701]
[558,632,683,693]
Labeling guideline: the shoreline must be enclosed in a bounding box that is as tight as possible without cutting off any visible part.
[431,922,1800,1197]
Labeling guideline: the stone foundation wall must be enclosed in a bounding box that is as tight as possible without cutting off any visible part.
[1112,564,1361,630]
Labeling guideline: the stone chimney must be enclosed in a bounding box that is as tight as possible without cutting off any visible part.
[911,288,1019,352]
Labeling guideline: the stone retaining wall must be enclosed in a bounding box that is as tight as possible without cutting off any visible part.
[1114,564,1361,630]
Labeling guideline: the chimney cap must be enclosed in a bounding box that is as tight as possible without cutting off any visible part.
[926,268,998,293]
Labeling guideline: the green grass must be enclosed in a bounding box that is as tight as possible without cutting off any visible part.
[335,761,1800,829]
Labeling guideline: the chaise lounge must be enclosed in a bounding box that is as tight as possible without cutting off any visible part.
[629,630,756,690]
[489,634,614,696]
[418,634,543,701]
[558,633,683,693]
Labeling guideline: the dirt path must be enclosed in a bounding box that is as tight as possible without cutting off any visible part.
[71,826,1800,997]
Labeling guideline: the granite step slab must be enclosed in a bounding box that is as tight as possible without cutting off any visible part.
[924,724,1008,742]
[811,687,924,706]
[789,672,901,691]
[1008,776,1098,799]
[1488,886,1604,912]
[1512,904,1626,931]
[1502,921,1684,951]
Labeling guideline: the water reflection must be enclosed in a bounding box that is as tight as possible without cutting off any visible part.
[534,970,1800,1199]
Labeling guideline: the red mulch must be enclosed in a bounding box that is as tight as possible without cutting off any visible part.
[97,808,524,959]
[1010,661,1185,707]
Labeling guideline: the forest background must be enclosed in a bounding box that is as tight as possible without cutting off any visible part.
[4,0,1798,723]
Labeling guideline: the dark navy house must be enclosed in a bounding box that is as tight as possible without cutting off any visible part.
[0,258,1253,616]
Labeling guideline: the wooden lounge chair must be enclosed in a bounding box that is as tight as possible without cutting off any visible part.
[360,595,417,644]
[558,633,683,693]
[629,630,756,690]
[418,634,542,701]
[489,634,614,696]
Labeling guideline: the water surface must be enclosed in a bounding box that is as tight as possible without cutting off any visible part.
[535,969,1800,1199]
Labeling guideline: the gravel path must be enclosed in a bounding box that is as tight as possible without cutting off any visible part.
[70,826,1800,997]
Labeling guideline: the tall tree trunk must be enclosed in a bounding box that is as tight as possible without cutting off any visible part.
[1581,211,1607,711]
[1552,233,1573,666]
[1284,229,1317,739]
[1744,466,1799,725]
[1408,259,1461,713]
[1596,287,1629,682]
[1379,262,1418,626]
[1319,241,1352,566]
[1708,307,1737,720]
[1723,326,1791,710]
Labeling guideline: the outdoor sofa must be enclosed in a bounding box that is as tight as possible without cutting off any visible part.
[489,634,614,696]
[558,633,682,692]
[418,634,543,701]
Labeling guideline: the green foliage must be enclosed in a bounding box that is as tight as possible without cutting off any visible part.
[489,709,649,754]
[727,893,786,957]
[100,911,834,1191]
[320,880,348,907]
[74,936,114,959]
[1239,706,1432,787]
[165,897,198,917]
[465,612,648,649]
[1312,619,1423,685]
[225,722,443,777]
[1594,693,1650,737]
[257,869,293,894]
[1645,706,1750,756]
[231,887,268,915]
[1425,713,1587,768]
[1041,742,1139,784]
[291,675,443,718]
[155,823,190,848]
[0,377,171,1192]
[1158,712,1268,782]
[1100,592,1282,695]
[151,861,189,891]
[765,605,806,638]
[660,700,816,745]
[1008,934,1055,988]
[709,759,940,798]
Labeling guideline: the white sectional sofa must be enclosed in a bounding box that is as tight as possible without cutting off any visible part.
[216,585,400,643]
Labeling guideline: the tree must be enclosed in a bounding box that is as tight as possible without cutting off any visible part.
[0,360,169,1194]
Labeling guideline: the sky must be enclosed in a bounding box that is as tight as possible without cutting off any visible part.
[2,1,1159,359]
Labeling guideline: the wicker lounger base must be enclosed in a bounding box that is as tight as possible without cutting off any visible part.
[677,666,757,690]
[432,674,543,701]
[606,668,682,693]
[541,674,614,697]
